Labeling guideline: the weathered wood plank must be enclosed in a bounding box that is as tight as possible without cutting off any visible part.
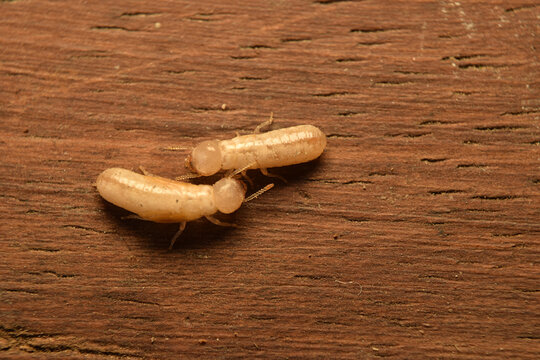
[1,0,538,358]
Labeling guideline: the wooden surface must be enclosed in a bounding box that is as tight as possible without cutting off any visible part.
[1,0,539,358]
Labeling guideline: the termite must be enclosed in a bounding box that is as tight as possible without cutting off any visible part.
[183,114,327,179]
[96,167,272,249]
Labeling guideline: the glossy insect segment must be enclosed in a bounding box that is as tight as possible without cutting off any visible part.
[97,117,327,248]
[96,168,270,249]
[186,116,327,178]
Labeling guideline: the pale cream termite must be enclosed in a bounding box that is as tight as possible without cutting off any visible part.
[96,167,271,249]
[185,116,327,178]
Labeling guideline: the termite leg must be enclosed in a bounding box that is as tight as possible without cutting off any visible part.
[229,161,258,178]
[241,170,254,187]
[121,214,145,221]
[205,215,237,228]
[138,166,152,176]
[169,222,187,250]
[254,112,274,134]
[260,167,287,183]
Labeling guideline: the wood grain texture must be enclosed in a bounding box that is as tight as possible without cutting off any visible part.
[1,0,538,358]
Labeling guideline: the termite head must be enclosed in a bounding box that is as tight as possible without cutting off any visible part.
[213,178,246,214]
[189,140,222,176]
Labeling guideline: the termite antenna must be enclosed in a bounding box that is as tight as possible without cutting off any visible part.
[164,146,186,151]
[229,162,257,178]
[175,173,201,181]
[244,183,274,203]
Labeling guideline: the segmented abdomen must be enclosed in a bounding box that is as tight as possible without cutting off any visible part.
[219,125,326,170]
[96,168,216,223]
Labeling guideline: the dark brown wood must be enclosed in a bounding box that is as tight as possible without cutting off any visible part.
[1,0,538,358]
